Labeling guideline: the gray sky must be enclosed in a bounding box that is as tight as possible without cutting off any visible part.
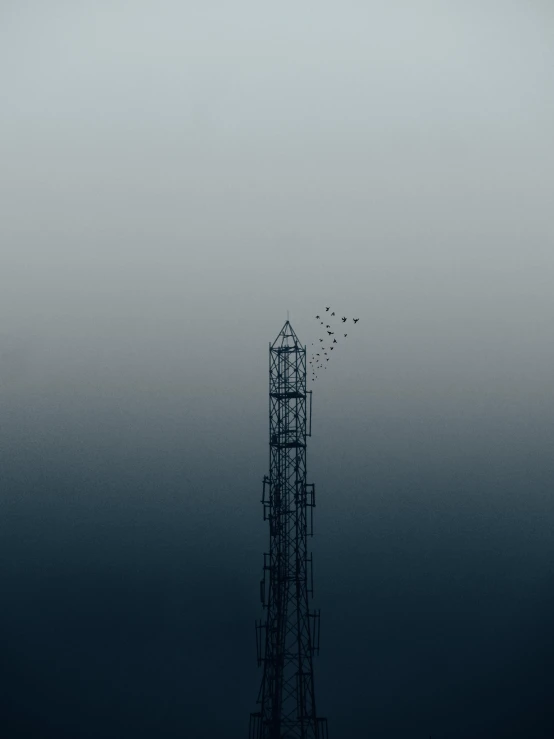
[1,2,554,737]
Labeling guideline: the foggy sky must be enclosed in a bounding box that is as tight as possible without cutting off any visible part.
[1,2,554,737]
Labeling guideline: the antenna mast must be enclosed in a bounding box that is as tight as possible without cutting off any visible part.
[249,321,328,739]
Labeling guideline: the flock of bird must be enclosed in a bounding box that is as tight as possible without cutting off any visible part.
[309,307,359,381]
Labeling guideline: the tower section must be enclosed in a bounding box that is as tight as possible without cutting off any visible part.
[250,321,328,739]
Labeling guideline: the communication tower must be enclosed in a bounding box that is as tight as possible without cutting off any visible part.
[249,321,328,739]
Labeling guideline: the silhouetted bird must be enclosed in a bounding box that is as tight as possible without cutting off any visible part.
[326,358,329,361]
[344,333,347,337]
[330,347,334,350]
[342,317,347,322]
[325,307,330,311]
[333,339,337,343]
[316,315,320,319]
[326,325,330,328]
[319,339,323,342]
[353,318,359,323]
[328,331,334,335]
[331,312,335,316]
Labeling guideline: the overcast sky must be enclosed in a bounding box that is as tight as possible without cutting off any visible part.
[1,2,553,737]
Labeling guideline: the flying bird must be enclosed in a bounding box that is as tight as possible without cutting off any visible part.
[331,312,335,316]
[353,318,359,323]
[330,347,334,350]
[342,316,347,322]
[315,315,320,319]
[333,339,337,343]
[319,339,323,342]
[327,331,334,335]
[344,334,347,337]
[325,307,330,311]
[326,325,330,328]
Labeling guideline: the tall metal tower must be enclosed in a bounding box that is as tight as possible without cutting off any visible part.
[250,321,328,739]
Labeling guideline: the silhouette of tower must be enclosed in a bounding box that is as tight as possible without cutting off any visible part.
[250,321,328,739]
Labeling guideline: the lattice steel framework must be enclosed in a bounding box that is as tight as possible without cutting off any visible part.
[250,321,328,739]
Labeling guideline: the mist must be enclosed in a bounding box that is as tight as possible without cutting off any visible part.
[1,2,554,736]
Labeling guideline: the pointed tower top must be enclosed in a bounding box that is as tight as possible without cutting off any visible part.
[271,320,301,351]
